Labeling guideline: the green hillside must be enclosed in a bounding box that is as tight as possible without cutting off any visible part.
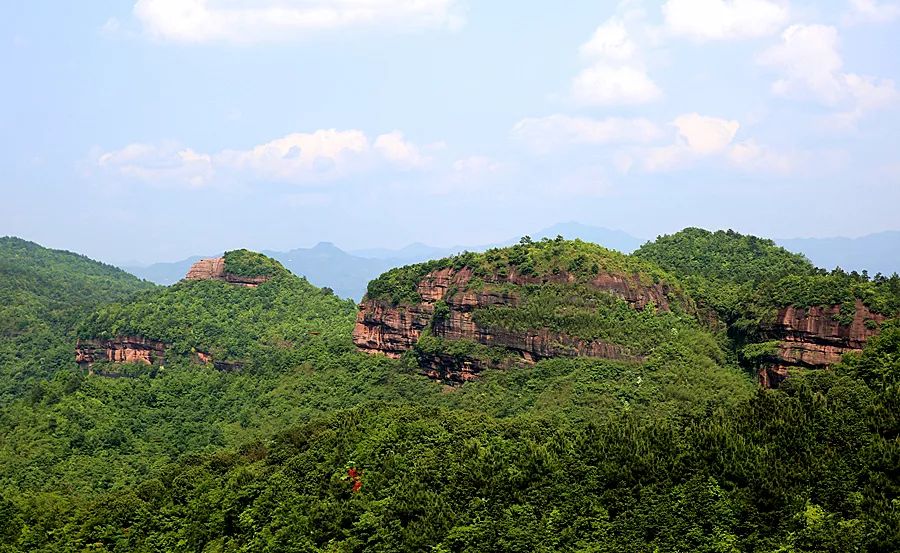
[366,237,721,370]
[635,228,900,343]
[0,237,156,402]
[0,237,897,551]
[367,236,683,306]
[77,251,349,367]
[5,328,897,552]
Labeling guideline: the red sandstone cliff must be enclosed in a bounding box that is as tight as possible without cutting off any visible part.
[75,336,167,374]
[185,257,270,287]
[758,299,887,387]
[353,267,670,382]
[75,337,241,375]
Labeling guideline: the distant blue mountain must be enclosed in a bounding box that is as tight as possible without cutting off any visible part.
[528,222,643,253]
[122,223,647,300]
[351,222,643,262]
[264,242,395,301]
[351,242,461,262]
[125,224,900,304]
[125,243,394,301]
[124,255,208,286]
[776,231,900,276]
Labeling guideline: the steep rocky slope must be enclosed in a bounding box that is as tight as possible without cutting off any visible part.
[634,228,900,387]
[756,300,888,387]
[75,336,167,375]
[354,238,698,382]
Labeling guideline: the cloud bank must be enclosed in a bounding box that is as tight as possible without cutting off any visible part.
[133,0,464,43]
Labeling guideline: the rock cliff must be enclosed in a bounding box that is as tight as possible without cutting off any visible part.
[75,336,167,374]
[354,265,674,383]
[185,257,270,287]
[75,337,242,375]
[758,299,887,387]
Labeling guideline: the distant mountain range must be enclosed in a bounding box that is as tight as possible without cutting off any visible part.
[124,243,396,300]
[123,223,900,300]
[124,222,645,299]
[774,231,900,277]
[349,221,644,262]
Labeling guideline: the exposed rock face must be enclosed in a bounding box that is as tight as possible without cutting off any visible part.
[186,258,226,281]
[354,267,663,382]
[76,339,243,376]
[758,299,888,388]
[75,336,167,373]
[185,257,270,287]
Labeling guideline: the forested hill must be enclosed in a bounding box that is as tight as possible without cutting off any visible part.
[0,237,154,314]
[0,237,155,402]
[0,235,898,551]
[633,228,900,331]
[78,250,359,371]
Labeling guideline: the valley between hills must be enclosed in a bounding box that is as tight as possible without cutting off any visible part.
[1,228,899,552]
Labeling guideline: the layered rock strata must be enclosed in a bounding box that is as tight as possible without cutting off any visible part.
[75,336,167,374]
[354,267,669,382]
[76,338,242,375]
[185,257,270,287]
[758,299,887,388]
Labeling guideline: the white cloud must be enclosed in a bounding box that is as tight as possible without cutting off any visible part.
[627,113,798,174]
[759,24,898,127]
[845,0,900,24]
[727,140,794,173]
[94,129,435,186]
[373,131,430,169]
[133,0,463,43]
[511,114,663,153]
[759,24,844,104]
[673,113,740,155]
[636,113,743,172]
[572,14,662,106]
[580,18,636,61]
[96,142,213,187]
[572,64,663,106]
[663,0,789,41]
[216,129,369,182]
[625,114,739,172]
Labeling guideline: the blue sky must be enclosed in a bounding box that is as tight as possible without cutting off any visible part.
[2,0,899,264]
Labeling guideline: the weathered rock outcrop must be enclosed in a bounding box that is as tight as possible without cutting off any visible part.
[76,338,243,375]
[75,336,167,374]
[354,267,668,382]
[758,299,888,387]
[186,258,226,281]
[185,257,270,287]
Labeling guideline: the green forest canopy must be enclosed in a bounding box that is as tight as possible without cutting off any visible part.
[0,233,898,551]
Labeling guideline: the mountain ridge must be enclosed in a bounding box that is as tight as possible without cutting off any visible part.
[118,224,900,301]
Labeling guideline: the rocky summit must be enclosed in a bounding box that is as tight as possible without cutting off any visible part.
[185,256,272,287]
[354,238,696,383]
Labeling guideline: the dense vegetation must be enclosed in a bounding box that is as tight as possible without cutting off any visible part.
[470,282,697,357]
[367,237,683,306]
[77,271,355,367]
[222,249,285,279]
[3,331,897,552]
[0,237,155,403]
[0,233,898,551]
[635,228,900,351]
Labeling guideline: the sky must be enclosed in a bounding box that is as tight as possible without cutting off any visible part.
[2,0,899,264]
